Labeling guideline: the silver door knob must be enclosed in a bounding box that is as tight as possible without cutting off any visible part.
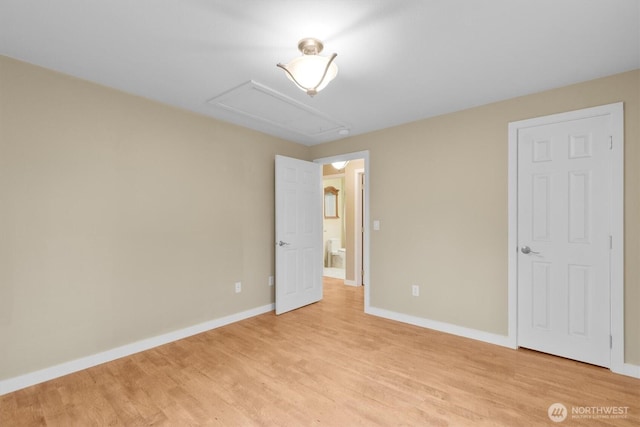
[277,240,291,247]
[521,246,540,255]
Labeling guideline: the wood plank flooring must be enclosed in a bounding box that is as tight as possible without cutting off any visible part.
[1,277,639,426]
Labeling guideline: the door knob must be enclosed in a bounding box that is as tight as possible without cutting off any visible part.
[277,240,291,247]
[521,246,540,255]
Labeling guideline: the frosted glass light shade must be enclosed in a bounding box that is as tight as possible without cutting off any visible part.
[283,55,338,94]
[331,161,349,170]
[278,38,338,96]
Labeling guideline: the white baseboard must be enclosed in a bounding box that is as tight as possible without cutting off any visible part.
[619,363,640,379]
[366,306,640,379]
[366,306,515,349]
[0,303,274,396]
[3,302,637,396]
[344,280,358,287]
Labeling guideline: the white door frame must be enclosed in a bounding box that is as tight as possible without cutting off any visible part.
[314,151,370,311]
[507,103,626,374]
[354,168,365,286]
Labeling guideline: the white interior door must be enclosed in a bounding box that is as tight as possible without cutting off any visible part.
[517,114,612,367]
[275,155,323,315]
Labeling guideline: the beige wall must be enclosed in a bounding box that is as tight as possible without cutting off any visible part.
[2,54,638,383]
[311,70,640,365]
[0,56,310,379]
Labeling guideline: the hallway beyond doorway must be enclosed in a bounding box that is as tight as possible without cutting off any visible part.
[323,267,345,280]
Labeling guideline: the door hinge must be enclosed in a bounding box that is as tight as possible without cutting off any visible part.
[610,335,613,349]
[609,235,613,250]
[609,136,613,150]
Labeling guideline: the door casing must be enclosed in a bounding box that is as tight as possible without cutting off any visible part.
[355,169,365,287]
[507,103,624,373]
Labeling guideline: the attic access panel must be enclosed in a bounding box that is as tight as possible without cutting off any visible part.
[207,81,347,138]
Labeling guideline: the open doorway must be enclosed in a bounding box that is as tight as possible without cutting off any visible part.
[321,161,365,286]
[314,151,370,310]
[322,169,346,280]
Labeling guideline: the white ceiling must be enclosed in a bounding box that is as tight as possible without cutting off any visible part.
[1,0,639,146]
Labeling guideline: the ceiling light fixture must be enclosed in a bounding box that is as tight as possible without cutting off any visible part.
[277,38,338,97]
[331,161,349,170]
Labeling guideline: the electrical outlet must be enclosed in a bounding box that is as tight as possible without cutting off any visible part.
[235,282,242,293]
[412,284,420,297]
[268,276,274,286]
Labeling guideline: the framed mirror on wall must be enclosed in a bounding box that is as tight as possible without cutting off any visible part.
[324,186,339,218]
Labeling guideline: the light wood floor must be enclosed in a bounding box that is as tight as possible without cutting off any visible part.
[1,277,639,426]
